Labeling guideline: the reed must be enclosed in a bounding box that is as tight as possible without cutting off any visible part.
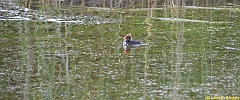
[23,0,240,8]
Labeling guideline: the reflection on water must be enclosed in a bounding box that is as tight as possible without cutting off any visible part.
[0,1,240,100]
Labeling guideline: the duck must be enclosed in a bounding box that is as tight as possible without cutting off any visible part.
[123,34,142,47]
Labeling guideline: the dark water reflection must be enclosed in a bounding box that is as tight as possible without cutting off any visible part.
[1,2,240,100]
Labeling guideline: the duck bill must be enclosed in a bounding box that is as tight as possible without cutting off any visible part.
[123,36,127,39]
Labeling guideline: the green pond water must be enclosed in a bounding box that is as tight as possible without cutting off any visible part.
[0,2,240,100]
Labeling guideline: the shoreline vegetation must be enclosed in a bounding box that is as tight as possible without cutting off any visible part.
[21,0,239,9]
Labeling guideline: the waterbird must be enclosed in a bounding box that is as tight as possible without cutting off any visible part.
[123,34,142,47]
[123,34,143,52]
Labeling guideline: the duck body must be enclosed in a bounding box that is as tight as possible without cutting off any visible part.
[123,34,142,47]
[124,40,142,46]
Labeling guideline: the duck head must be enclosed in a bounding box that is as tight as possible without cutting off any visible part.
[123,34,132,42]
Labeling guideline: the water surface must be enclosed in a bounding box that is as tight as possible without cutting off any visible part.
[0,1,240,100]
